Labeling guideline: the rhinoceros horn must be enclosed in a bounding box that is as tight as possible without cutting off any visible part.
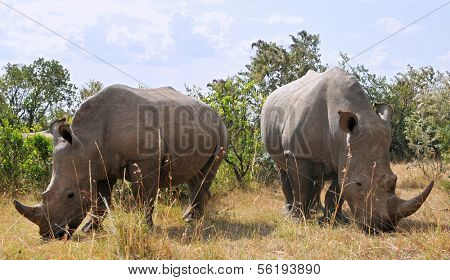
[394,181,434,220]
[13,200,44,225]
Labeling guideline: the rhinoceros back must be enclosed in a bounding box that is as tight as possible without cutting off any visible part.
[71,84,226,178]
[261,67,370,171]
[261,70,326,168]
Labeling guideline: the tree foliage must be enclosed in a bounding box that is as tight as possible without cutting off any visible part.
[189,31,326,184]
[246,31,326,98]
[0,58,77,130]
[0,122,53,194]
[189,78,261,183]
[339,53,391,102]
[339,54,449,166]
[338,53,409,159]
[400,67,450,166]
[0,31,447,194]
[80,79,104,101]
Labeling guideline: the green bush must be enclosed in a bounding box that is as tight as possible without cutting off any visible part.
[0,122,52,194]
[340,56,449,166]
[403,69,450,166]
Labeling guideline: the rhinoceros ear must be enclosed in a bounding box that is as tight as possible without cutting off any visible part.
[375,103,393,122]
[338,111,358,133]
[50,117,73,145]
[50,117,67,137]
[58,124,73,145]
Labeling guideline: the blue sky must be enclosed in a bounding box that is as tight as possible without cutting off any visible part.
[0,0,449,91]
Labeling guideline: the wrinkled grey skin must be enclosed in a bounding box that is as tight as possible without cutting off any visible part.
[261,67,433,232]
[14,85,228,239]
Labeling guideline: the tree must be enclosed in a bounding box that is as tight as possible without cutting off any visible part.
[246,31,326,99]
[79,80,104,100]
[388,66,449,162]
[0,122,53,194]
[339,54,449,164]
[0,58,77,130]
[245,31,327,181]
[339,53,391,103]
[400,66,450,170]
[189,31,326,184]
[338,53,409,159]
[188,78,262,183]
[0,92,12,125]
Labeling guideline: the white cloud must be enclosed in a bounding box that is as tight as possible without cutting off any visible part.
[226,33,301,59]
[375,17,424,34]
[0,0,239,65]
[200,0,224,4]
[192,11,235,49]
[2,29,67,56]
[436,50,450,66]
[0,0,175,61]
[225,33,303,59]
[436,50,450,62]
[256,14,304,26]
[343,32,361,39]
[367,47,388,67]
[106,23,175,61]
[271,35,292,46]
[225,38,257,58]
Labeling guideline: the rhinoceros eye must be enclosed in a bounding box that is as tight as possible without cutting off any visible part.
[356,182,362,186]
[67,192,75,199]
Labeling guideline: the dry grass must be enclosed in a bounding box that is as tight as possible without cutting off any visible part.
[0,163,448,260]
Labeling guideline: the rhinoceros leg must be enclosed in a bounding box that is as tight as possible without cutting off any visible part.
[322,176,349,225]
[82,179,117,233]
[280,169,294,214]
[128,161,160,228]
[285,156,316,220]
[183,175,210,222]
[183,147,226,222]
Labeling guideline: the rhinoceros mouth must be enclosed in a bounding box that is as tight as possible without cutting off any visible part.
[356,216,397,234]
[42,224,78,240]
[362,222,396,234]
[41,215,84,240]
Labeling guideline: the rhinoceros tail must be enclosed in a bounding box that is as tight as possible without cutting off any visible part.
[183,132,227,221]
[198,122,228,192]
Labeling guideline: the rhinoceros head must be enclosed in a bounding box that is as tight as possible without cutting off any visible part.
[337,104,433,233]
[14,118,91,239]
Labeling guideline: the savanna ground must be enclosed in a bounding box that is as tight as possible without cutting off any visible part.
[0,163,448,260]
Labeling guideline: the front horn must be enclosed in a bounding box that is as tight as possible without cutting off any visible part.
[394,181,434,220]
[13,200,44,225]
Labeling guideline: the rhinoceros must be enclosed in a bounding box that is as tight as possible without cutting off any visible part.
[261,67,433,232]
[14,85,228,239]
